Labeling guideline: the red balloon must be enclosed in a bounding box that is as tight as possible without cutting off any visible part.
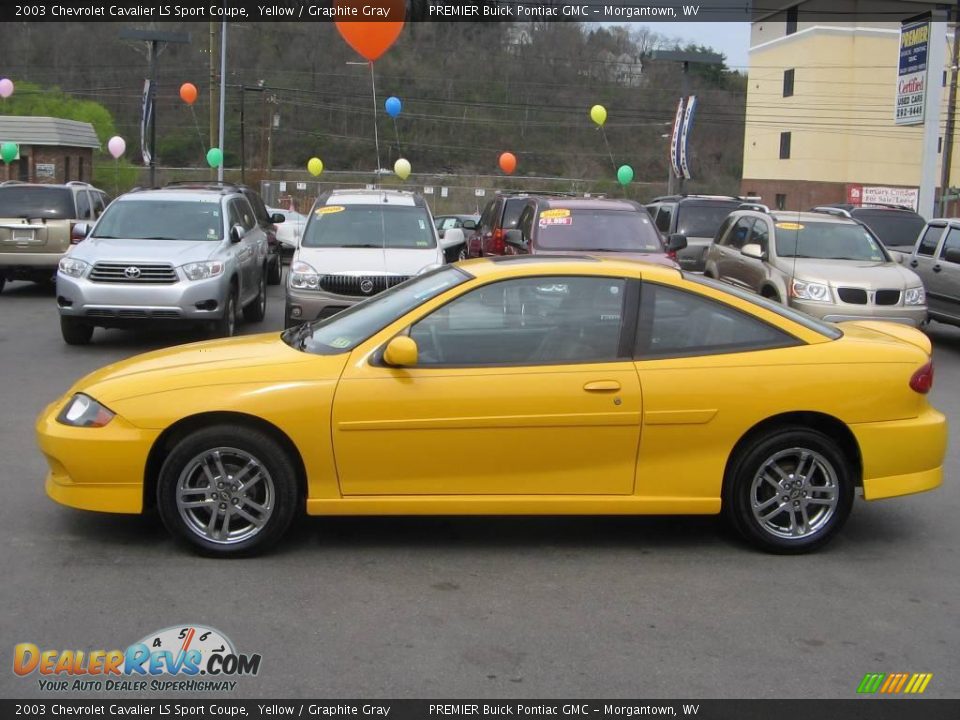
[499,152,517,175]
[335,2,405,62]
[179,82,198,106]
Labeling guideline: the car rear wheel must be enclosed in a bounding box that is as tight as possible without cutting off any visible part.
[60,316,93,345]
[212,288,237,337]
[267,255,282,286]
[242,272,266,323]
[723,427,854,554]
[157,425,299,556]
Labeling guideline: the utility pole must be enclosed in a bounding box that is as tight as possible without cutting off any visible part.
[940,4,960,217]
[209,22,217,150]
[239,83,265,183]
[217,19,227,183]
[919,10,948,219]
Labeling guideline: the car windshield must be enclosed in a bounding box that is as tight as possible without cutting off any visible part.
[676,202,740,238]
[284,266,471,354]
[0,186,75,219]
[775,220,889,261]
[851,209,925,249]
[536,208,663,252]
[92,200,223,241]
[301,205,436,249]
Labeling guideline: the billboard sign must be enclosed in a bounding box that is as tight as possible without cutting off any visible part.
[895,18,929,125]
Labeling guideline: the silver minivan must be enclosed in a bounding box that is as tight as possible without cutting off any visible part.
[906,220,960,328]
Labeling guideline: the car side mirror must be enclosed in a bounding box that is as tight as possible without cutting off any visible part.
[70,222,90,244]
[461,220,478,231]
[229,224,245,243]
[945,247,960,264]
[271,213,285,224]
[383,336,418,367]
[667,233,687,252]
[741,243,765,260]
[504,228,527,248]
[439,227,465,250]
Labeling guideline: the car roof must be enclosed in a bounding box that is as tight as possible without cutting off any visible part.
[324,189,419,207]
[539,197,639,212]
[768,210,855,225]
[118,189,228,202]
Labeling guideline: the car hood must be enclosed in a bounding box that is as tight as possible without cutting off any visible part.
[65,333,346,405]
[295,246,441,275]
[70,237,223,264]
[781,258,921,287]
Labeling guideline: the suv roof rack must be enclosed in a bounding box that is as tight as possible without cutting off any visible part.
[650,194,753,203]
[738,202,770,213]
[0,180,27,186]
[161,181,240,194]
[65,181,92,187]
[809,206,853,218]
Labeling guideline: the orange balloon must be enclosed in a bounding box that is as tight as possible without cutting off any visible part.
[179,82,198,106]
[499,152,517,175]
[336,1,405,63]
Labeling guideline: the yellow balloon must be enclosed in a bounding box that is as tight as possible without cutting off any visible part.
[394,158,411,180]
[307,157,323,177]
[590,104,607,127]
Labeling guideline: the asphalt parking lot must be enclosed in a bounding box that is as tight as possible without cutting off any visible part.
[0,277,958,699]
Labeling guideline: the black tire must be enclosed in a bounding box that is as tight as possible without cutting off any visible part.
[212,286,237,338]
[60,316,93,345]
[457,246,468,262]
[156,425,299,556]
[0,276,5,294]
[722,427,854,554]
[243,272,267,323]
[267,256,282,286]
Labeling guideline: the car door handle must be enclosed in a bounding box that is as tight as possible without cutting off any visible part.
[910,259,919,267]
[933,264,942,272]
[583,381,621,392]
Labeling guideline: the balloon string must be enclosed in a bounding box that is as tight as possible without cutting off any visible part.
[600,127,617,174]
[114,158,119,196]
[393,117,401,156]
[189,105,208,158]
[369,61,382,183]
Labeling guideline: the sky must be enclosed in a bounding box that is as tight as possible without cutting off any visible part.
[634,22,751,71]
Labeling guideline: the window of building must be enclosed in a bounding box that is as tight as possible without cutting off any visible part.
[783,68,795,97]
[775,194,787,210]
[786,5,798,35]
[779,132,792,159]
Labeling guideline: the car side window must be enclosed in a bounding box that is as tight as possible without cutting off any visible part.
[654,205,673,233]
[243,191,270,225]
[713,215,735,245]
[232,198,256,232]
[226,200,243,230]
[409,276,627,366]
[940,227,960,260]
[917,225,944,256]
[439,217,458,231]
[725,218,755,250]
[478,201,495,231]
[751,220,770,253]
[636,282,797,359]
[517,205,535,238]
[75,190,92,219]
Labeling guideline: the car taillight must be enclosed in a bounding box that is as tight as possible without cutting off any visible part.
[909,361,934,394]
[492,228,505,254]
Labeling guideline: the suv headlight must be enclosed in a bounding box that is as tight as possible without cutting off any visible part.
[56,393,115,428]
[790,278,831,302]
[289,260,321,290]
[181,261,225,281]
[58,257,89,278]
[904,286,926,305]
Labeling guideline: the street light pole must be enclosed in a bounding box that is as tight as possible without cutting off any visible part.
[217,18,227,183]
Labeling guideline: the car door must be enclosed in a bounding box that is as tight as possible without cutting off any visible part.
[716,217,755,287]
[228,199,256,299]
[331,275,643,496]
[908,222,945,295]
[740,216,771,291]
[926,225,960,322]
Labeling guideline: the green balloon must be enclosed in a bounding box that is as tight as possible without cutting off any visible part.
[206,147,223,168]
[0,142,18,164]
[617,164,634,186]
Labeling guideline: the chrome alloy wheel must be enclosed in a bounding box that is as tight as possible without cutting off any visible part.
[749,447,839,540]
[176,447,275,545]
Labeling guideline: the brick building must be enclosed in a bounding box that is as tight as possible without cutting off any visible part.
[0,116,100,184]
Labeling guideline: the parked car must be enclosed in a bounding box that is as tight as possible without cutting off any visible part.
[492,197,683,265]
[703,209,927,326]
[286,189,459,328]
[37,257,945,556]
[465,193,540,258]
[0,181,109,293]
[644,195,748,272]
[903,219,960,328]
[809,203,926,254]
[267,207,307,262]
[434,213,479,262]
[55,185,270,344]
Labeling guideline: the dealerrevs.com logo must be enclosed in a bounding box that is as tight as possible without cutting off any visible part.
[13,624,261,692]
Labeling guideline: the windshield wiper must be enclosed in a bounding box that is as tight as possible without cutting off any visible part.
[281,322,315,351]
[90,235,120,239]
[138,236,184,241]
[338,243,382,248]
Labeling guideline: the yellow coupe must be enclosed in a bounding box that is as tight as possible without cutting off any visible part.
[36,257,947,556]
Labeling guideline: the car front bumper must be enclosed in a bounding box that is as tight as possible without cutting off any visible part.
[789,299,928,327]
[57,272,231,322]
[285,287,358,326]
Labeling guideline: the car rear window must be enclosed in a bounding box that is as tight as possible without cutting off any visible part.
[851,209,925,249]
[92,200,224,241]
[675,202,740,238]
[0,186,75,219]
[301,205,436,249]
[536,208,663,252]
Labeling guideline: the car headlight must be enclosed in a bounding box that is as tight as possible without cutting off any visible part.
[289,260,321,290]
[58,257,89,278]
[56,393,115,428]
[180,261,225,281]
[790,278,831,302]
[904,286,926,305]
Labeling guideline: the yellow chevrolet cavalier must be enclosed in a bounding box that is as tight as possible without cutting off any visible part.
[36,257,947,556]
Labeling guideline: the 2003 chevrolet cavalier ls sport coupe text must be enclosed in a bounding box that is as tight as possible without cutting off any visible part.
[36,257,947,556]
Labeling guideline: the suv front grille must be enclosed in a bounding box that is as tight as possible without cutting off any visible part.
[319,274,410,297]
[837,287,902,305]
[875,289,901,305]
[837,287,868,304]
[89,262,177,284]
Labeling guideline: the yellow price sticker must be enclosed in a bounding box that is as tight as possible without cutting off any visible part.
[315,205,345,215]
[540,208,571,219]
[775,222,805,230]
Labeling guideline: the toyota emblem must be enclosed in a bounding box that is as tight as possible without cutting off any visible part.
[359,278,375,294]
[124,266,141,279]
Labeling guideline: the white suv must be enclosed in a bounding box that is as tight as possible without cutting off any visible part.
[285,189,446,327]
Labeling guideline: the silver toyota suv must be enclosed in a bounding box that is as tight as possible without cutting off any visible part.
[56,186,270,345]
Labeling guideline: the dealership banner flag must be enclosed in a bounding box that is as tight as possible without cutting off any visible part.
[669,96,686,179]
[679,95,698,181]
[140,78,153,166]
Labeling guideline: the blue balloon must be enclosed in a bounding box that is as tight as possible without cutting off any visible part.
[384,96,402,118]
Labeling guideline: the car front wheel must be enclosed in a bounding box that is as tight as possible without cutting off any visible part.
[156,425,299,556]
[60,316,94,345]
[242,272,266,323]
[212,288,237,337]
[267,255,282,285]
[723,427,854,554]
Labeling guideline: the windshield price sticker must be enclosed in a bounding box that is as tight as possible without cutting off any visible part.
[540,217,573,227]
[316,206,345,216]
[775,222,805,230]
[540,209,571,219]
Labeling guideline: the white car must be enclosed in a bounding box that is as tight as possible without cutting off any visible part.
[267,207,307,258]
[284,189,463,327]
